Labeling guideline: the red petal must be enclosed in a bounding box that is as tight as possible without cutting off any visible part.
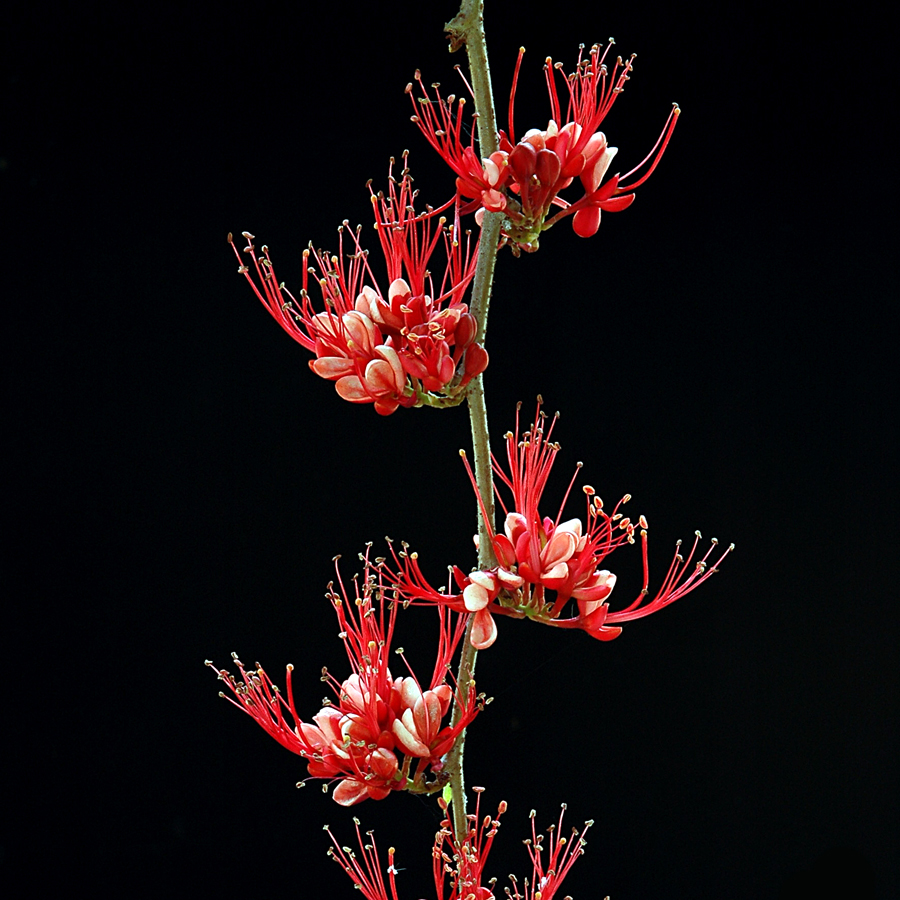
[368,747,399,780]
[438,354,455,386]
[587,624,623,642]
[597,193,636,213]
[535,148,561,185]
[455,313,476,350]
[572,206,601,238]
[492,534,517,568]
[373,397,400,415]
[588,172,620,204]
[464,344,489,378]
[509,141,537,179]
[401,354,429,380]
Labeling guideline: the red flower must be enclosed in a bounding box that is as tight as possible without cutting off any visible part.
[207,553,481,805]
[409,41,679,251]
[385,399,732,646]
[326,790,594,900]
[229,158,486,414]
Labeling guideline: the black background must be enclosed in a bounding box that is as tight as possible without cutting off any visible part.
[4,1,895,897]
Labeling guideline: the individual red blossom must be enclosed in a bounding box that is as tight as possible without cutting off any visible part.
[384,399,733,647]
[408,41,679,252]
[207,552,481,805]
[229,156,487,414]
[326,791,595,900]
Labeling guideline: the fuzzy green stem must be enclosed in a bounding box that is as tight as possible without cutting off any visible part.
[443,0,501,845]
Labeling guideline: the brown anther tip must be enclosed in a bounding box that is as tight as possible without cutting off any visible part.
[226,232,233,243]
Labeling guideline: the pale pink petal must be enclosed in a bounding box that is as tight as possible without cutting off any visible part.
[541,529,577,569]
[555,518,583,538]
[374,344,405,391]
[299,722,328,751]
[388,277,411,303]
[586,146,617,192]
[399,676,422,709]
[463,582,490,611]
[504,512,529,544]
[311,310,341,340]
[364,359,399,396]
[333,779,369,806]
[542,561,570,582]
[573,570,617,604]
[311,708,343,743]
[368,747,399,780]
[482,189,506,211]
[482,156,501,186]
[310,357,354,379]
[522,127,547,150]
[335,375,371,403]
[393,712,430,757]
[497,568,524,589]
[470,608,497,649]
[468,570,496,591]
[414,690,442,742]
[355,285,381,321]
[433,684,453,715]
[582,130,607,162]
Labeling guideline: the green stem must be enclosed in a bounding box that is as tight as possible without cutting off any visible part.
[443,0,501,845]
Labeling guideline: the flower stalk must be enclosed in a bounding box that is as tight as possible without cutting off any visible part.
[443,0,501,845]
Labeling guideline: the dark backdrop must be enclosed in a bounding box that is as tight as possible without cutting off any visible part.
[4,1,895,898]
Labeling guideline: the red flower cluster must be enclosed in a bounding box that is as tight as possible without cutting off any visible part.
[385,400,732,647]
[230,158,487,414]
[327,790,593,900]
[208,556,480,805]
[408,41,679,251]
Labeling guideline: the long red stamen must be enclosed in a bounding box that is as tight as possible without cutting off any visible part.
[618,102,681,192]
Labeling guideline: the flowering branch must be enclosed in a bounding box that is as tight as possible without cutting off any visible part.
[217,3,731,896]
